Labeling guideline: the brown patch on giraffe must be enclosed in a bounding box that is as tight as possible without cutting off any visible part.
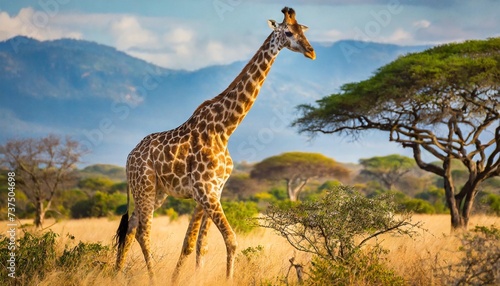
[259,62,268,72]
[173,160,185,174]
[215,123,224,133]
[152,148,160,158]
[215,112,223,122]
[245,82,254,94]
[197,120,207,131]
[235,104,244,114]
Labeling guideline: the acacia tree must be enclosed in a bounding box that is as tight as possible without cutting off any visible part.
[0,135,83,227]
[250,152,350,201]
[294,38,500,229]
[359,154,416,190]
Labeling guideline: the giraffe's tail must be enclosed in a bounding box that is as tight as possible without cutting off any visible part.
[114,211,129,251]
[114,184,130,251]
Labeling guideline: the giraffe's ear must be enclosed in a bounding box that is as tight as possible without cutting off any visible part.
[301,25,309,32]
[268,20,278,30]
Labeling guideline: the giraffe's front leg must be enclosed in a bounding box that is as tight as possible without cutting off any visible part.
[203,200,237,279]
[195,184,237,280]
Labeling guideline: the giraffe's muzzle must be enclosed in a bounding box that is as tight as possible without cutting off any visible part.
[304,50,316,60]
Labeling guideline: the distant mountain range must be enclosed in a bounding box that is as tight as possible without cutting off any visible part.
[0,36,430,166]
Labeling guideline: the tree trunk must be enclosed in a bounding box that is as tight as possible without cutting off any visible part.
[448,196,465,230]
[443,158,467,230]
[287,179,298,201]
[34,199,45,228]
[458,181,479,230]
[446,181,480,231]
[287,178,308,202]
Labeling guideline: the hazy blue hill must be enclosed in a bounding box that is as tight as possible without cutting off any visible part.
[0,36,430,165]
[0,36,178,99]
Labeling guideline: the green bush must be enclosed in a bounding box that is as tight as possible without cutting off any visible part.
[260,185,421,285]
[415,187,448,214]
[162,196,196,215]
[251,192,275,203]
[154,207,179,221]
[222,201,260,234]
[402,198,436,214]
[268,187,288,201]
[71,199,93,218]
[58,239,110,270]
[0,230,112,285]
[70,191,127,218]
[480,193,500,216]
[0,230,57,284]
[309,250,405,286]
[434,225,500,285]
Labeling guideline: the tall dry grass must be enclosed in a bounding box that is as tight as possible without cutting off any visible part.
[2,214,498,285]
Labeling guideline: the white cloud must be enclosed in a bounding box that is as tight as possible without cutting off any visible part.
[310,29,345,42]
[101,13,258,70]
[381,28,413,44]
[165,27,193,44]
[110,16,158,50]
[0,7,82,41]
[206,41,226,62]
[413,19,431,29]
[103,15,256,70]
[163,27,194,57]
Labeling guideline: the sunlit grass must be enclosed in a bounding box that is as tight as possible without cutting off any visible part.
[2,214,498,285]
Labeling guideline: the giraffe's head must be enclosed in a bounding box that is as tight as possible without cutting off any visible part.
[268,7,316,60]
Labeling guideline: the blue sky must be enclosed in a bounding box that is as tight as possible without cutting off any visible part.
[1,0,499,70]
[1,0,499,165]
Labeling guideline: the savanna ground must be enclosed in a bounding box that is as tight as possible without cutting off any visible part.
[2,214,499,285]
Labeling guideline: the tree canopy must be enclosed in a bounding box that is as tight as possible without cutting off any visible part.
[359,154,416,191]
[294,38,500,229]
[250,152,350,201]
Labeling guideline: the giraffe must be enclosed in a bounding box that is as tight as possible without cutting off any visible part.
[115,6,315,282]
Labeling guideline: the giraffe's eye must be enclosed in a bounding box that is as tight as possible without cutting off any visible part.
[285,31,293,37]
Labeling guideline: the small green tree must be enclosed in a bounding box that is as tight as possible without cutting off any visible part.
[259,185,421,285]
[251,152,350,201]
[359,154,416,191]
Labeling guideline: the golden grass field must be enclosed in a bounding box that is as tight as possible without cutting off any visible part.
[3,214,499,285]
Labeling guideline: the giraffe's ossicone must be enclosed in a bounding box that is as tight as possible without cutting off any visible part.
[115,6,315,282]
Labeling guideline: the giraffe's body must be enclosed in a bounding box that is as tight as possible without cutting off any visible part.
[115,7,315,282]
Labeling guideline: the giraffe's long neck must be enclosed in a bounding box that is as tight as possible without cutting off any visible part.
[188,32,281,142]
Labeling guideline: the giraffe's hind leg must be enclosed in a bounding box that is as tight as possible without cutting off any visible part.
[172,204,204,283]
[196,212,211,270]
[135,201,155,279]
[116,211,139,271]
